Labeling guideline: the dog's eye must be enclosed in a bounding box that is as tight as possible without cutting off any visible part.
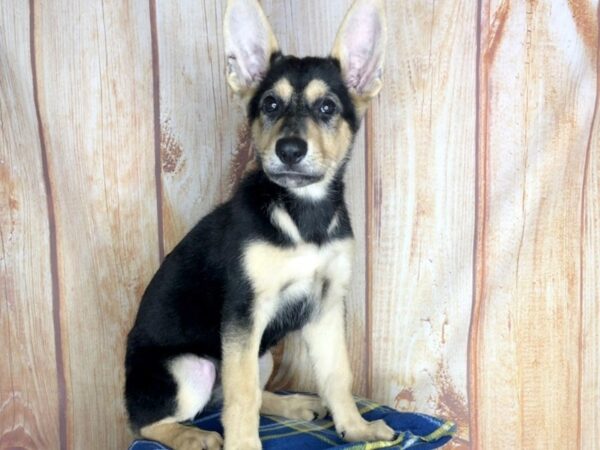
[318,98,337,116]
[262,96,281,115]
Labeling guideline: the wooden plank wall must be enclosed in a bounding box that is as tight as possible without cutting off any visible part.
[369,1,476,443]
[471,1,599,448]
[0,1,598,449]
[0,3,60,448]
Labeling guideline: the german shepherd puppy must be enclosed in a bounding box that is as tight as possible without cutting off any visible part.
[125,0,389,449]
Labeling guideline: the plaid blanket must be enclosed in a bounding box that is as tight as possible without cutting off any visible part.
[128,396,455,450]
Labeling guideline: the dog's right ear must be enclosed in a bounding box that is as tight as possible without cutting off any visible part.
[224,0,279,96]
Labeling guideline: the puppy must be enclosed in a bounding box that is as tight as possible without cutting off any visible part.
[125,1,389,449]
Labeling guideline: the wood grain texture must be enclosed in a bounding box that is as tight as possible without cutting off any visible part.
[154,0,240,255]
[368,0,476,441]
[261,0,369,396]
[32,1,158,448]
[0,2,60,448]
[471,0,598,448]
[581,6,600,446]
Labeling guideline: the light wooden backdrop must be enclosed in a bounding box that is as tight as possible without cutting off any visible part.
[0,1,598,449]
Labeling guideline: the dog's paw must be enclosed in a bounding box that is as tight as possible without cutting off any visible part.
[337,418,395,443]
[280,394,328,421]
[172,428,223,450]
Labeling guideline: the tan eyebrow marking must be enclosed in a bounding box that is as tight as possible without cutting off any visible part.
[272,78,294,102]
[303,80,329,104]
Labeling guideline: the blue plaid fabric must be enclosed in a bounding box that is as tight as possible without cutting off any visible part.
[128,395,455,450]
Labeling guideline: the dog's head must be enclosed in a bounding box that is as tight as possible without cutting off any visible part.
[224,0,386,197]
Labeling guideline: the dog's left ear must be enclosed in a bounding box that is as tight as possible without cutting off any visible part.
[332,0,386,101]
[224,0,280,96]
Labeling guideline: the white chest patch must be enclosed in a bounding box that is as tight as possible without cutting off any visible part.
[243,237,354,327]
[270,206,303,243]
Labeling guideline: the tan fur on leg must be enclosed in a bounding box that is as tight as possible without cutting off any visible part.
[302,297,394,443]
[221,335,263,450]
[261,391,327,421]
[141,422,223,450]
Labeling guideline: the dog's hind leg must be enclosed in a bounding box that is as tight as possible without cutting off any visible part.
[261,391,327,421]
[141,422,223,450]
[258,351,327,421]
[132,355,223,450]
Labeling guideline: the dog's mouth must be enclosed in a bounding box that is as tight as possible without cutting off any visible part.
[266,171,324,188]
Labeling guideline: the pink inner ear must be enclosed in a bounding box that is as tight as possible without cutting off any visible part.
[226,2,273,87]
[341,5,383,93]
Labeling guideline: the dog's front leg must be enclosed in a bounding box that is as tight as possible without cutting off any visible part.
[221,329,263,450]
[302,299,395,443]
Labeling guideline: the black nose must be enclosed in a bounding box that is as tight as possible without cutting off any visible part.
[275,137,308,166]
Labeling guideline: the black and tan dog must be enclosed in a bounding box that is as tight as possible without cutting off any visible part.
[125,0,390,449]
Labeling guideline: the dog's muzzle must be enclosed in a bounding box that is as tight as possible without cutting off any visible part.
[264,137,324,188]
